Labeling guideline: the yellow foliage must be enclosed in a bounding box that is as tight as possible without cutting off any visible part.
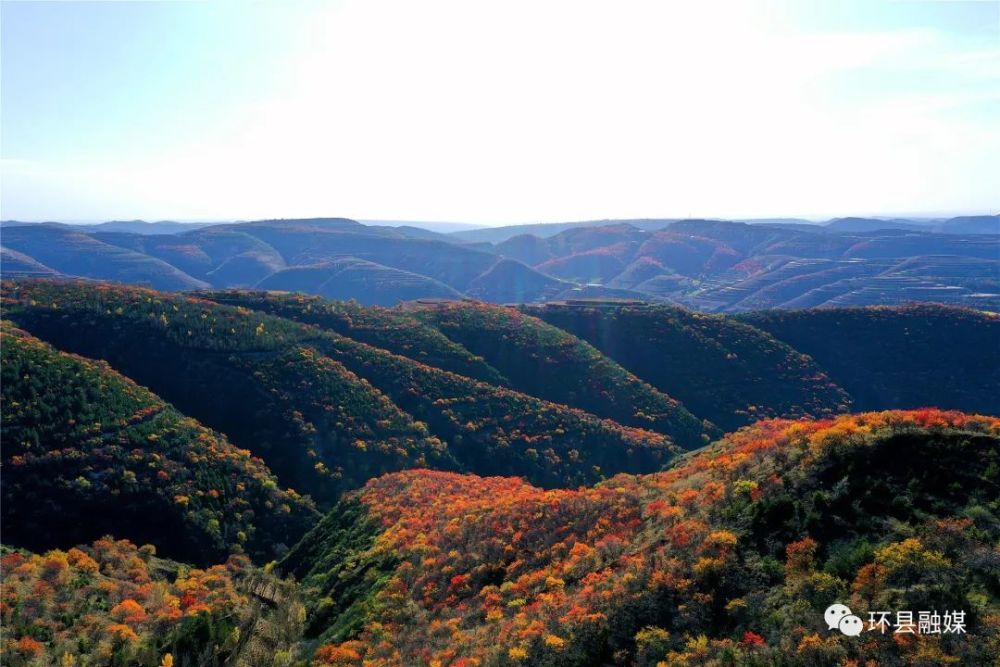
[507,646,529,660]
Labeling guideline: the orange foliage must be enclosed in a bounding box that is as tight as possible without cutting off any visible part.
[0,538,251,665]
[302,409,999,665]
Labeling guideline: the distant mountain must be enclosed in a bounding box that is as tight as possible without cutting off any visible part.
[940,215,1000,235]
[1,219,220,234]
[734,217,818,225]
[2,216,996,310]
[255,258,463,306]
[0,217,562,305]
[822,215,1000,235]
[823,217,929,233]
[464,257,570,303]
[1,225,209,290]
[488,220,999,311]
[359,219,487,234]
[88,220,220,234]
[0,247,57,276]
[451,218,681,243]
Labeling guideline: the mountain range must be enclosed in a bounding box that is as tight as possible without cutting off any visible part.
[2,215,997,311]
[1,278,998,665]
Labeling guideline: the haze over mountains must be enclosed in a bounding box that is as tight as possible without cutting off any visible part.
[2,215,997,310]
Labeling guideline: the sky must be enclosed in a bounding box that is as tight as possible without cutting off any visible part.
[1,0,998,224]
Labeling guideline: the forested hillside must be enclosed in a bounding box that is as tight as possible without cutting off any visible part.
[5,408,998,665]
[202,293,711,447]
[195,290,506,384]
[2,278,999,666]
[177,292,1000,436]
[284,410,1000,666]
[1,281,680,504]
[4,1,999,663]
[0,539,304,667]
[1,282,447,505]
[199,293,1000,434]
[740,305,1000,415]
[411,301,711,444]
[0,324,316,563]
[525,303,851,431]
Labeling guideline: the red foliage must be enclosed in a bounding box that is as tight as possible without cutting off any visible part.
[303,409,999,665]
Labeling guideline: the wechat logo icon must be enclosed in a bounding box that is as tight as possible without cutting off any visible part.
[825,603,863,636]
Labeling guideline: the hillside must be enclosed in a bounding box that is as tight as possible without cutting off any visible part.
[0,218,562,306]
[302,325,679,487]
[96,227,288,287]
[464,257,569,303]
[824,217,926,233]
[0,538,303,667]
[3,279,998,665]
[0,248,57,277]
[283,410,1000,666]
[1,280,450,506]
[940,215,1000,235]
[411,301,713,447]
[740,305,1000,415]
[0,225,209,291]
[2,280,679,499]
[214,219,505,292]
[255,258,464,306]
[197,290,505,384]
[525,302,850,431]
[511,220,1000,312]
[0,324,317,564]
[201,292,713,447]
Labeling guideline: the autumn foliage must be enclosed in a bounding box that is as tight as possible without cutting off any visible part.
[524,302,853,431]
[2,280,679,499]
[412,300,712,447]
[2,279,999,666]
[291,410,1000,666]
[1,322,316,563]
[0,538,252,666]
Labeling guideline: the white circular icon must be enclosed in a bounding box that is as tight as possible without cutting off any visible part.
[824,603,853,630]
[839,614,863,636]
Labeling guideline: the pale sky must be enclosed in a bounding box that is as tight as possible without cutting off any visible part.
[2,0,998,224]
